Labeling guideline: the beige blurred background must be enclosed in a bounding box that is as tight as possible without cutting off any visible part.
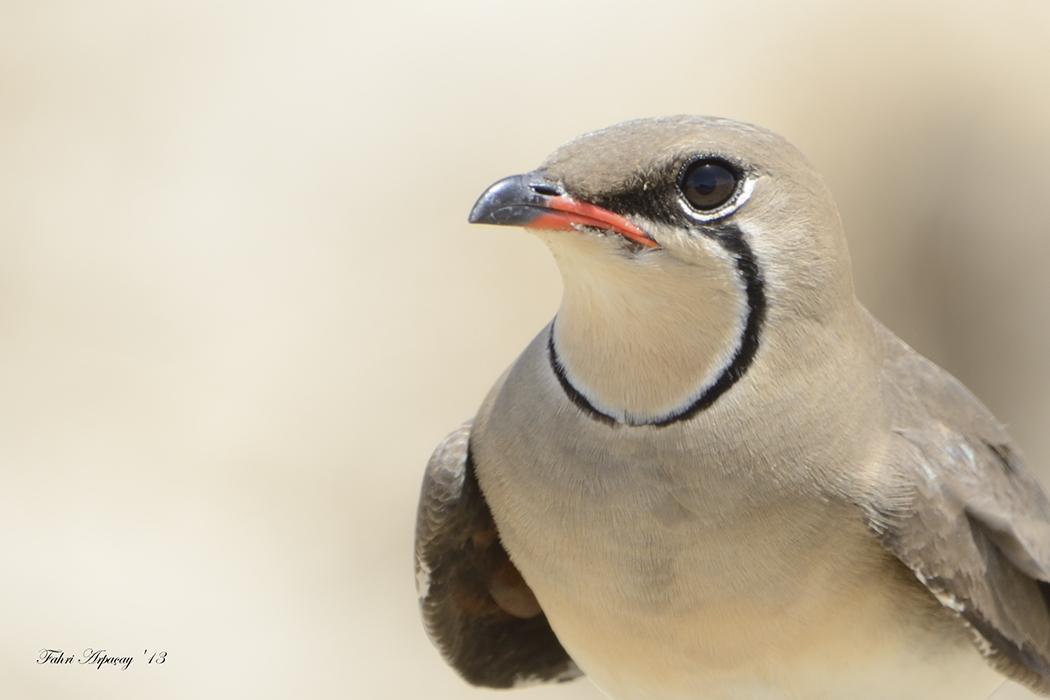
[1,1,1048,698]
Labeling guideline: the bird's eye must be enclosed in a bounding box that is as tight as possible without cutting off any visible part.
[679,159,739,212]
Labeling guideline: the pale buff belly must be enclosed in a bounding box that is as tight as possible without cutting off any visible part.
[537,580,1002,700]
[501,515,1004,700]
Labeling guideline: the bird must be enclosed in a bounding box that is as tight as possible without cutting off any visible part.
[413,115,1050,700]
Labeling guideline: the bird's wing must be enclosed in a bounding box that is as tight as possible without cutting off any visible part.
[863,334,1050,694]
[414,420,582,688]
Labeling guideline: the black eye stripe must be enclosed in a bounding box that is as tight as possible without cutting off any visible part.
[679,158,740,212]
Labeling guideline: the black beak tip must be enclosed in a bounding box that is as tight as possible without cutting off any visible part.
[467,199,491,225]
[467,172,554,227]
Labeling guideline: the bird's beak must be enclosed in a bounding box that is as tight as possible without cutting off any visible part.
[468,172,658,248]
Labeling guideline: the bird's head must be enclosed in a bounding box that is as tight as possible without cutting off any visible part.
[469,116,864,426]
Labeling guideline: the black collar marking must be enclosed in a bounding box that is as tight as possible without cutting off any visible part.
[546,224,766,428]
[547,330,618,427]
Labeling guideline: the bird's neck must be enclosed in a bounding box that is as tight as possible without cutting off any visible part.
[546,235,747,425]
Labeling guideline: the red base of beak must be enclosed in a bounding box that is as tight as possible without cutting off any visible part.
[529,196,657,248]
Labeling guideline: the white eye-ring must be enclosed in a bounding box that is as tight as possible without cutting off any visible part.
[677,175,754,223]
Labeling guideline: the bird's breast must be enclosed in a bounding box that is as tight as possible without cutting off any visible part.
[469,333,997,699]
[473,425,994,698]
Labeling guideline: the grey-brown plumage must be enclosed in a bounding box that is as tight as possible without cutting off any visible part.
[414,421,581,688]
[867,332,1050,692]
[415,116,1050,699]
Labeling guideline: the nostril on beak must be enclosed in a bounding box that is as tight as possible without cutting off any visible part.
[530,184,562,197]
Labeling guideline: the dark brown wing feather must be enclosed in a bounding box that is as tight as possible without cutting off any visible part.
[865,333,1050,695]
[414,420,582,688]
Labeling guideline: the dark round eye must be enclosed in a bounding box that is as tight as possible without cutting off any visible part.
[679,159,739,211]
